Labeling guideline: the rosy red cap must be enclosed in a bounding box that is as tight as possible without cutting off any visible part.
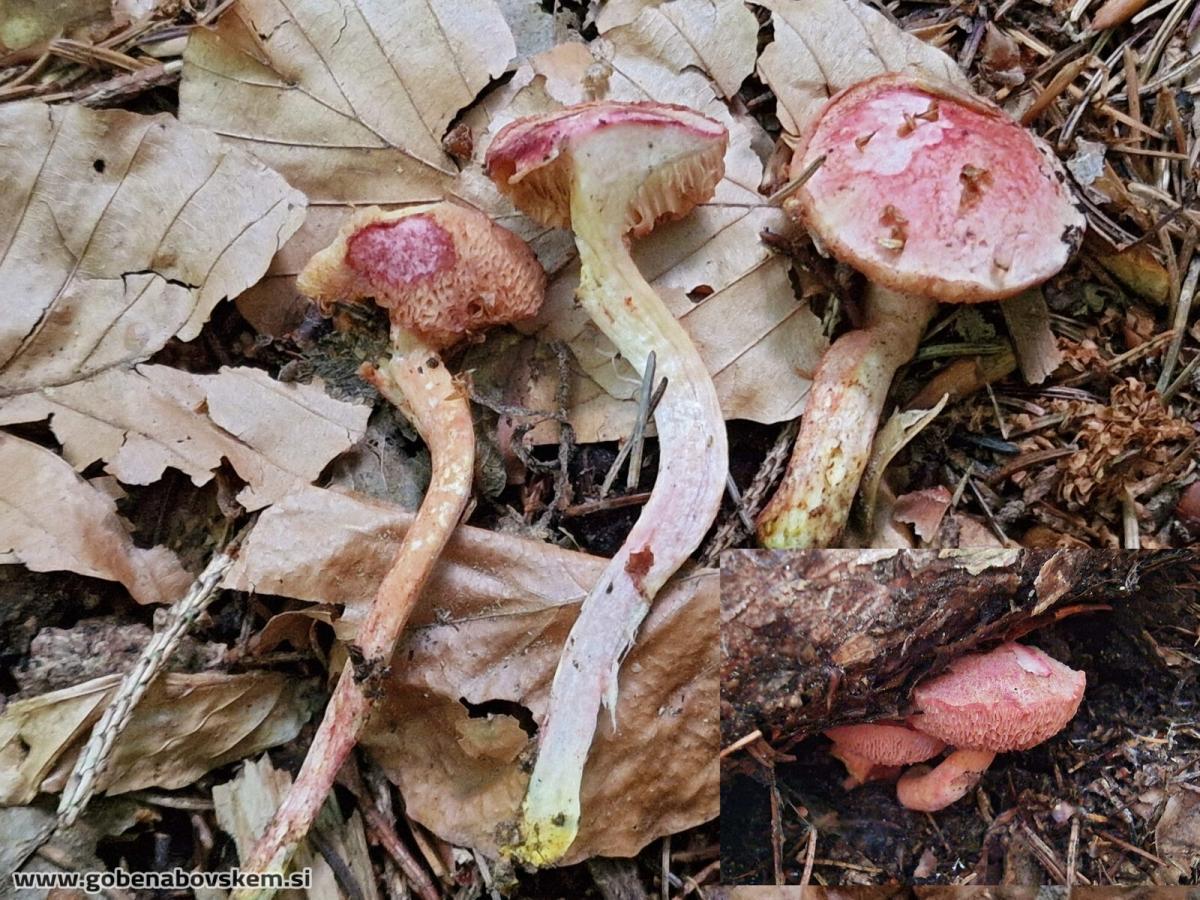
[297,203,545,350]
[790,74,1085,302]
[485,101,728,237]
[910,642,1086,752]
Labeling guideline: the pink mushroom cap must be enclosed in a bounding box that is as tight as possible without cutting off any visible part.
[791,74,1086,302]
[486,100,728,237]
[910,642,1086,752]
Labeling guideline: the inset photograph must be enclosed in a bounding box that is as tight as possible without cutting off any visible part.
[721,550,1200,887]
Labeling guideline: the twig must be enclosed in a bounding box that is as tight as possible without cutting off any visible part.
[720,729,764,758]
[1155,257,1199,393]
[599,356,666,497]
[627,351,657,491]
[56,518,254,829]
[798,826,817,896]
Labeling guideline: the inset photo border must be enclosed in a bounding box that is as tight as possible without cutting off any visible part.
[720,550,1200,887]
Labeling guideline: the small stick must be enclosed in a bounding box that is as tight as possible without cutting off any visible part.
[627,351,657,491]
[56,518,254,829]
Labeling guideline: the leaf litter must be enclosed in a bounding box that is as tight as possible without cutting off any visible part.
[0,0,1198,893]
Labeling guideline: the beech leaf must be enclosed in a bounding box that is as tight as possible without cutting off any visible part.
[756,0,968,141]
[0,434,190,605]
[0,365,370,511]
[0,672,318,806]
[0,102,304,396]
[179,0,517,334]
[223,486,717,862]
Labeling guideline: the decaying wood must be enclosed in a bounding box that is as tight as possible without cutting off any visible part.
[721,549,1193,745]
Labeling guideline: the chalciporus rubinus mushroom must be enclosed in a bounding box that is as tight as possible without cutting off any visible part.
[485,101,729,865]
[234,202,544,895]
[897,641,1086,811]
[756,73,1087,549]
[824,721,945,787]
[823,643,1085,812]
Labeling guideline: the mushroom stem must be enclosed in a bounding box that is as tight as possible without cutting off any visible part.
[757,285,936,548]
[896,748,995,812]
[234,330,474,898]
[513,177,727,866]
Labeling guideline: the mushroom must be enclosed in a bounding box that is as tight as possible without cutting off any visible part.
[235,202,544,891]
[825,721,946,787]
[896,642,1086,811]
[485,101,728,865]
[757,74,1086,548]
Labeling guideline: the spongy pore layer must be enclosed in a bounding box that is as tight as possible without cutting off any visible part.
[910,642,1086,752]
[297,203,545,351]
[486,100,727,236]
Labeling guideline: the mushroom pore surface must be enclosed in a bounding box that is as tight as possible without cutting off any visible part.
[793,74,1085,302]
[297,203,545,351]
[910,642,1086,751]
[487,100,727,237]
[825,721,946,766]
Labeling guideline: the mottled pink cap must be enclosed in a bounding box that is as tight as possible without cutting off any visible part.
[910,642,1086,752]
[297,203,545,351]
[485,101,728,237]
[824,721,946,765]
[790,74,1085,302]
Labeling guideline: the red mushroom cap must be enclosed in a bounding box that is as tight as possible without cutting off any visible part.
[824,721,946,766]
[297,203,545,351]
[485,101,727,237]
[790,74,1085,302]
[910,642,1086,752]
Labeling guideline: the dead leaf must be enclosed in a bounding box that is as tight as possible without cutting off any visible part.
[1155,787,1200,881]
[1000,289,1064,385]
[604,0,758,99]
[223,486,717,863]
[0,102,304,396]
[0,365,369,511]
[214,755,379,900]
[1097,244,1171,305]
[893,486,954,543]
[0,433,190,604]
[756,0,968,142]
[179,0,517,334]
[485,30,826,443]
[0,671,318,806]
[859,395,949,532]
[0,1,110,51]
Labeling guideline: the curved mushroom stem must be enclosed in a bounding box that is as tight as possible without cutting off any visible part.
[234,330,474,898]
[896,749,995,812]
[757,285,936,548]
[511,176,727,866]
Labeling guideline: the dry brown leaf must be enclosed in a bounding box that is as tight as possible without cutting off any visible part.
[0,365,369,511]
[0,433,190,604]
[893,485,954,543]
[602,0,758,99]
[756,0,968,141]
[214,755,379,900]
[0,102,304,396]
[223,486,717,863]
[1000,289,1064,386]
[481,30,826,442]
[179,0,516,334]
[0,671,318,806]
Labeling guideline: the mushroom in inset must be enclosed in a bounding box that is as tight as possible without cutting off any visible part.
[757,74,1086,548]
[825,721,946,787]
[896,642,1086,811]
[235,202,544,892]
[486,101,728,866]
